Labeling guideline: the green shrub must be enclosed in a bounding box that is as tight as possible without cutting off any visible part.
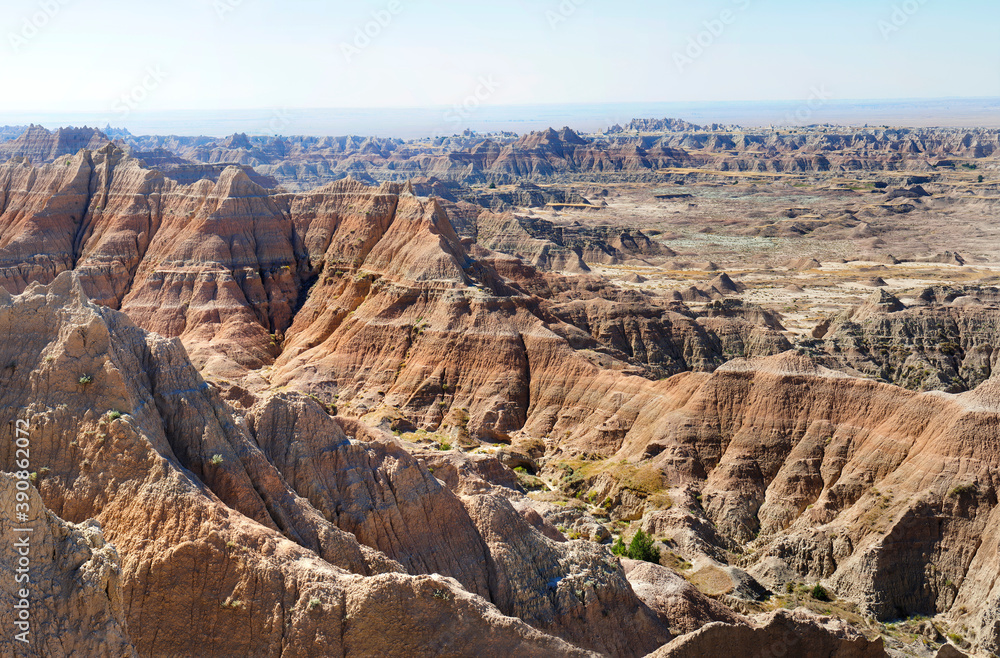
[107,411,122,421]
[210,454,224,466]
[79,375,93,385]
[612,529,660,564]
[811,584,831,601]
[628,529,661,563]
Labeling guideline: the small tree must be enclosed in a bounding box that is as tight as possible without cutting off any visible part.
[628,529,661,564]
[811,584,831,601]
[612,530,660,564]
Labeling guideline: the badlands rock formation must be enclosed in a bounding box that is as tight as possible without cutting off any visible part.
[0,273,658,656]
[0,146,790,430]
[1,128,998,656]
[9,121,993,191]
[0,473,134,657]
[80,122,1000,190]
[646,609,885,658]
[814,288,1000,392]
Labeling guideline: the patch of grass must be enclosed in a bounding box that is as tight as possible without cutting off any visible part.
[106,411,122,421]
[210,454,224,466]
[647,492,673,509]
[78,375,93,385]
[949,483,978,498]
[664,551,692,571]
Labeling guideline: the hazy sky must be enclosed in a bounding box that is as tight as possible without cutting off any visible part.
[1,0,998,114]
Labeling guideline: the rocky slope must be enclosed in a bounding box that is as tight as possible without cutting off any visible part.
[11,121,992,191]
[646,608,885,658]
[3,137,1000,655]
[552,352,1000,655]
[811,288,1000,393]
[0,147,791,434]
[0,125,110,164]
[0,273,665,656]
[0,473,134,657]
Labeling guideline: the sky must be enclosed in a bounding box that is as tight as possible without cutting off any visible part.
[0,0,998,116]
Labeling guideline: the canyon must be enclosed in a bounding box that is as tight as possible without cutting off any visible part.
[1,119,998,657]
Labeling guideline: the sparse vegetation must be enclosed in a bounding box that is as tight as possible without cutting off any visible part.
[78,374,93,385]
[210,454,225,466]
[612,529,660,564]
[949,483,978,498]
[811,584,831,602]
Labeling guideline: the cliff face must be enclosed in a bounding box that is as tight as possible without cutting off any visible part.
[582,352,1000,654]
[0,125,110,163]
[0,273,667,657]
[0,473,134,657]
[814,288,1000,392]
[109,124,1000,189]
[0,148,790,441]
[4,144,1000,655]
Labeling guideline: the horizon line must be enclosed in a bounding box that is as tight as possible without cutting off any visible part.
[1,95,999,117]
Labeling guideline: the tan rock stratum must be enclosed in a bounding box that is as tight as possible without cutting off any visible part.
[2,140,998,656]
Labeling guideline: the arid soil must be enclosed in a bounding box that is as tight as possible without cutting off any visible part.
[0,120,998,656]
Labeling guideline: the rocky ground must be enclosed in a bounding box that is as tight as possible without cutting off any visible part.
[0,121,998,656]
